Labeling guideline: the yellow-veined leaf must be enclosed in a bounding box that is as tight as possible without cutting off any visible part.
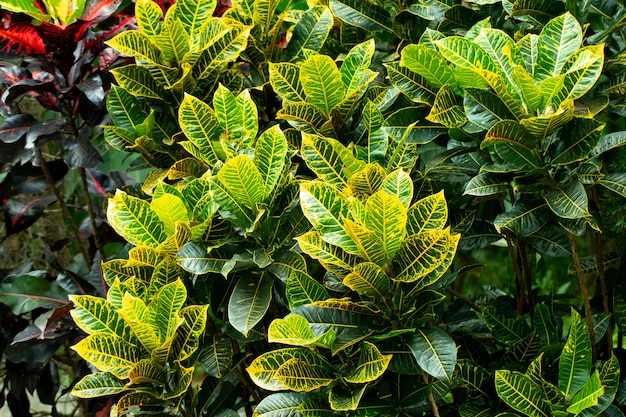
[300,55,346,116]
[407,190,448,236]
[296,231,358,273]
[150,193,190,235]
[407,326,456,380]
[344,341,392,383]
[286,270,329,310]
[149,279,186,343]
[135,0,162,37]
[276,357,335,392]
[228,272,274,336]
[110,65,167,101]
[283,6,333,62]
[495,370,550,416]
[71,333,142,379]
[535,12,582,81]
[255,125,287,196]
[392,229,452,282]
[107,190,168,248]
[170,0,217,39]
[343,262,390,299]
[71,372,126,398]
[179,93,226,166]
[69,295,138,344]
[268,63,305,104]
[268,314,336,349]
[400,43,456,91]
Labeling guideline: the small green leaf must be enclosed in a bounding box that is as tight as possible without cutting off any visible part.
[464,173,510,196]
[286,270,329,310]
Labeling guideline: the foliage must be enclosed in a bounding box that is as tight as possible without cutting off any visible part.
[3,0,626,416]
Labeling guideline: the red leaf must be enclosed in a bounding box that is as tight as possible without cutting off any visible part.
[0,24,46,54]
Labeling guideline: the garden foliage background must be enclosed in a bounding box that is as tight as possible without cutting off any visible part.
[0,0,626,416]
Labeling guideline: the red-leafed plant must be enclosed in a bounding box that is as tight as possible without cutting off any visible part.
[0,0,139,414]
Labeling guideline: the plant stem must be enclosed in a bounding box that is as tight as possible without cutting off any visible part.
[504,231,525,315]
[567,231,596,361]
[446,287,481,313]
[518,240,535,318]
[37,149,92,269]
[592,186,613,354]
[79,168,106,263]
[423,374,440,417]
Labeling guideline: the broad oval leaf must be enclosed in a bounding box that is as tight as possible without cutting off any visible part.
[544,181,589,219]
[329,0,393,32]
[566,370,604,413]
[300,55,346,116]
[400,44,455,90]
[392,229,452,282]
[255,124,288,196]
[228,272,273,336]
[535,12,582,81]
[268,314,335,349]
[268,63,306,104]
[71,333,142,379]
[407,326,456,380]
[464,173,510,196]
[343,262,390,299]
[406,190,448,236]
[69,295,138,343]
[286,270,329,310]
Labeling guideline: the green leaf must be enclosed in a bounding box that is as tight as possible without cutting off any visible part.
[277,103,327,133]
[300,181,359,255]
[493,201,549,236]
[482,120,540,169]
[406,0,449,20]
[210,155,265,228]
[577,355,620,416]
[191,24,251,79]
[400,44,456,90]
[255,125,287,196]
[253,393,317,417]
[473,28,524,85]
[107,31,162,64]
[550,117,604,165]
[589,131,626,158]
[329,0,393,32]
[69,295,137,343]
[71,334,142,379]
[213,84,244,145]
[283,6,333,62]
[464,173,510,196]
[292,300,381,353]
[482,305,531,345]
[111,65,167,101]
[107,190,168,248]
[598,173,626,199]
[392,229,452,282]
[296,231,358,272]
[199,334,233,378]
[520,99,574,141]
[427,85,467,128]
[170,0,216,39]
[544,181,589,219]
[383,107,448,145]
[71,372,126,398]
[150,193,190,235]
[464,88,517,131]
[301,134,365,191]
[155,304,208,362]
[407,326,456,380]
[343,262,390,299]
[359,190,407,263]
[286,270,329,310]
[247,348,332,391]
[106,85,148,131]
[535,12,582,81]
[495,370,550,417]
[268,63,305,104]
[0,273,68,315]
[406,190,448,235]
[344,341,392,383]
[179,93,224,166]
[228,272,273,336]
[559,310,592,396]
[268,314,335,349]
[135,0,162,37]
[527,224,571,257]
[341,40,376,95]
[380,169,413,209]
[567,370,603,413]
[550,45,604,107]
[385,62,436,105]
[275,358,335,392]
[300,55,346,116]
[533,303,559,346]
[348,164,386,199]
[329,383,367,411]
[435,36,498,74]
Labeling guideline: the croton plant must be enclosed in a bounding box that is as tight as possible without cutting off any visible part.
[2,0,626,416]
